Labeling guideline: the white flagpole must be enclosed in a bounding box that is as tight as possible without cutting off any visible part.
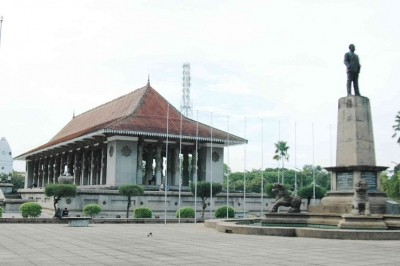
[261,118,264,216]
[312,123,316,205]
[330,124,333,191]
[164,104,170,224]
[243,117,246,217]
[295,122,297,196]
[179,109,183,224]
[194,111,199,223]
[226,115,230,219]
[210,112,213,219]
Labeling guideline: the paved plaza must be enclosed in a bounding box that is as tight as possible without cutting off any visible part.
[0,222,400,266]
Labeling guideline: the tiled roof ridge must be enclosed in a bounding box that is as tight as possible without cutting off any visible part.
[104,85,152,128]
[73,85,148,119]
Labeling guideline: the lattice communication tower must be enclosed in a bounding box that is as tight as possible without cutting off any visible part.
[181,63,193,118]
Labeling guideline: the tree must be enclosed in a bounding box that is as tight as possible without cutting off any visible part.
[273,141,290,184]
[118,184,144,218]
[392,111,400,144]
[44,184,77,214]
[190,181,222,218]
[298,184,326,205]
[0,171,25,192]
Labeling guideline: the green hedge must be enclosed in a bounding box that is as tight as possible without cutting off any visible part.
[134,207,152,218]
[0,206,3,217]
[176,207,195,218]
[19,202,42,218]
[83,204,101,218]
[215,205,235,218]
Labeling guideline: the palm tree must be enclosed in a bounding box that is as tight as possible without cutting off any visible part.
[273,141,290,184]
[393,111,400,144]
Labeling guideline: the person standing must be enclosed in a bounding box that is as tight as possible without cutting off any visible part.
[344,44,361,96]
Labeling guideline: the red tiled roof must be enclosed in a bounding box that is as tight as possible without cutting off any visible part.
[16,84,246,158]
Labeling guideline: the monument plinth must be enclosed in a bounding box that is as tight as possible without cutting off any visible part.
[310,95,389,214]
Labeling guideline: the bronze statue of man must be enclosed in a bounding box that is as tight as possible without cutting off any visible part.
[344,44,361,96]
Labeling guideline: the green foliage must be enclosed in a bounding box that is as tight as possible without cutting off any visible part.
[381,172,400,199]
[0,206,2,217]
[298,185,326,205]
[44,184,78,198]
[118,184,144,197]
[83,204,101,218]
[134,207,152,218]
[190,181,222,218]
[0,171,25,191]
[44,183,77,213]
[215,205,235,218]
[118,184,144,218]
[273,141,290,184]
[392,111,400,144]
[176,207,195,218]
[19,202,42,218]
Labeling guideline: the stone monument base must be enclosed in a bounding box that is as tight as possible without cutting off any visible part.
[338,214,387,230]
[308,191,389,214]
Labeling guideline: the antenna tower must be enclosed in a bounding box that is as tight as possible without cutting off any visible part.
[181,63,192,118]
[0,16,3,48]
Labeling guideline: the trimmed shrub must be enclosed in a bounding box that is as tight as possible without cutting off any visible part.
[134,207,152,218]
[215,205,235,218]
[0,206,3,217]
[83,204,101,218]
[176,207,195,218]
[19,202,42,218]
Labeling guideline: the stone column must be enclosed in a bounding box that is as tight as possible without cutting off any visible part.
[100,146,107,185]
[191,147,198,184]
[54,157,60,183]
[166,148,172,184]
[155,143,162,185]
[137,140,144,185]
[182,148,189,186]
[48,157,54,185]
[25,160,33,188]
[145,145,154,184]
[82,151,88,185]
[67,153,73,175]
[74,152,81,185]
[60,155,65,175]
[172,146,180,186]
[43,158,49,186]
[90,149,96,185]
[96,148,101,185]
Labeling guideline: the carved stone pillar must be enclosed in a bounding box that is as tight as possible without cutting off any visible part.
[155,143,162,185]
[90,149,96,185]
[101,146,107,185]
[43,158,49,186]
[173,146,180,186]
[33,160,38,186]
[146,145,154,185]
[48,157,54,185]
[182,148,189,186]
[137,140,144,185]
[60,155,65,175]
[74,152,81,185]
[38,158,43,187]
[191,147,198,184]
[67,153,73,175]
[54,157,60,183]
[82,151,88,186]
[96,148,101,185]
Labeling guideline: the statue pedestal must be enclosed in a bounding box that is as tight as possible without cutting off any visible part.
[338,214,387,230]
[315,95,389,215]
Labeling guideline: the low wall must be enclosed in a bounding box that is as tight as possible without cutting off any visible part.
[18,188,310,218]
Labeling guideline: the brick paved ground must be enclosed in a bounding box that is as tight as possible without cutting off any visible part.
[0,222,399,266]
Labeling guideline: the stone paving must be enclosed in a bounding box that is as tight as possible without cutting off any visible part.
[0,222,400,266]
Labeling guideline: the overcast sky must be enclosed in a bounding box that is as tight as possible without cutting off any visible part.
[1,0,400,174]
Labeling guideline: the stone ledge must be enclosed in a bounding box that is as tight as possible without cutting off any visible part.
[0,217,204,224]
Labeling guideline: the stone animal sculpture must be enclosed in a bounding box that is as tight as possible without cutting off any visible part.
[269,183,302,213]
[351,179,370,216]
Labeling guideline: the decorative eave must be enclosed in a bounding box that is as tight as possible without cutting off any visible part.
[15,128,247,160]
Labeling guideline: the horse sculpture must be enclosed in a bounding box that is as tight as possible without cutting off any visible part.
[269,183,302,213]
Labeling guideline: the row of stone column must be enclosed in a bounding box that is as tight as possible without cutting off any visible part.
[138,141,198,186]
[28,145,107,188]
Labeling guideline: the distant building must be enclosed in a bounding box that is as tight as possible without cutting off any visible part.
[0,137,13,174]
[15,84,246,188]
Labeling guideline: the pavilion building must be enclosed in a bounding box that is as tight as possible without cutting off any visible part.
[15,83,246,189]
